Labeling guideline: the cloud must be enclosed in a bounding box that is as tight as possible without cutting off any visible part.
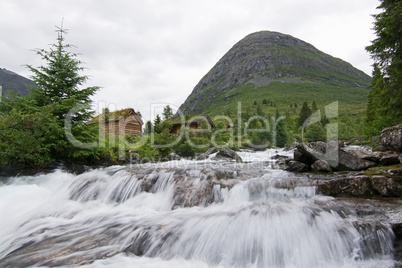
[0,0,379,122]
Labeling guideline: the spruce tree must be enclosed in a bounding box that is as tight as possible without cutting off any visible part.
[27,26,99,124]
[273,109,288,147]
[311,100,318,112]
[297,101,312,127]
[365,0,402,135]
[0,25,100,164]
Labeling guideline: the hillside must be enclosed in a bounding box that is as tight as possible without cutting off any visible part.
[0,68,34,98]
[178,31,371,117]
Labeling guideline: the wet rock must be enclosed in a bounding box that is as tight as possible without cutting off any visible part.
[380,124,402,152]
[317,176,374,197]
[311,160,332,173]
[371,175,402,197]
[214,148,243,162]
[271,154,289,161]
[317,175,402,197]
[285,160,308,173]
[197,147,217,160]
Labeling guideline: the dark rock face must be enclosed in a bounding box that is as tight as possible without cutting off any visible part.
[317,175,402,197]
[380,124,402,152]
[213,148,243,162]
[178,31,371,114]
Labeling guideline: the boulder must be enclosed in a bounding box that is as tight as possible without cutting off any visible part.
[317,176,374,197]
[294,142,375,171]
[294,142,328,165]
[317,175,402,197]
[371,175,402,197]
[168,153,181,161]
[214,148,243,162]
[271,154,289,161]
[285,160,308,173]
[336,149,376,171]
[347,150,384,163]
[380,124,402,152]
[311,160,332,173]
[196,147,217,160]
[379,153,400,166]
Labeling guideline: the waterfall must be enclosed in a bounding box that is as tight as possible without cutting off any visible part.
[0,150,397,268]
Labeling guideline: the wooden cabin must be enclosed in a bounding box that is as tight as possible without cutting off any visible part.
[87,108,143,136]
[169,115,215,134]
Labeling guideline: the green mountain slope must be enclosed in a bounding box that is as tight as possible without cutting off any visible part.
[178,31,371,118]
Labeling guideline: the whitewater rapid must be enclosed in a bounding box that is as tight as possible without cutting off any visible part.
[0,149,397,267]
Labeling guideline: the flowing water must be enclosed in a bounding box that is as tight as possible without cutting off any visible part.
[0,149,398,267]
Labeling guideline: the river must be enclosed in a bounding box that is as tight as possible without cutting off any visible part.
[0,149,398,267]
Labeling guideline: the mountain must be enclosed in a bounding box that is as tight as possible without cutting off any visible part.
[178,31,371,116]
[0,68,34,98]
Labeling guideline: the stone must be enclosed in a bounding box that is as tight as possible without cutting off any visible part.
[380,124,402,152]
[294,142,328,166]
[317,175,402,197]
[336,149,376,171]
[294,142,375,171]
[317,176,374,197]
[271,154,289,160]
[214,148,243,162]
[168,153,181,161]
[379,153,400,166]
[347,150,384,163]
[370,175,402,196]
[311,160,332,173]
[285,160,309,173]
[196,147,217,160]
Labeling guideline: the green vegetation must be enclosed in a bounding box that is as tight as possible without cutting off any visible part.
[179,79,369,143]
[365,0,402,136]
[0,26,101,167]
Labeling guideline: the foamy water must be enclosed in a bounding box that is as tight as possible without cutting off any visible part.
[0,149,397,267]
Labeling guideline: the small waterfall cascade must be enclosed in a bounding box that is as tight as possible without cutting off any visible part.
[0,151,398,268]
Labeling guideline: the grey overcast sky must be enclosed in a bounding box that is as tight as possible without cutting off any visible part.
[0,0,380,122]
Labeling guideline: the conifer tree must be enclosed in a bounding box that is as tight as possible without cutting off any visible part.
[297,102,312,127]
[0,25,100,164]
[365,0,402,135]
[27,25,99,124]
[162,105,174,120]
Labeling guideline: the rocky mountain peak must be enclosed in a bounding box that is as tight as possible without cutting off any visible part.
[179,30,371,114]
